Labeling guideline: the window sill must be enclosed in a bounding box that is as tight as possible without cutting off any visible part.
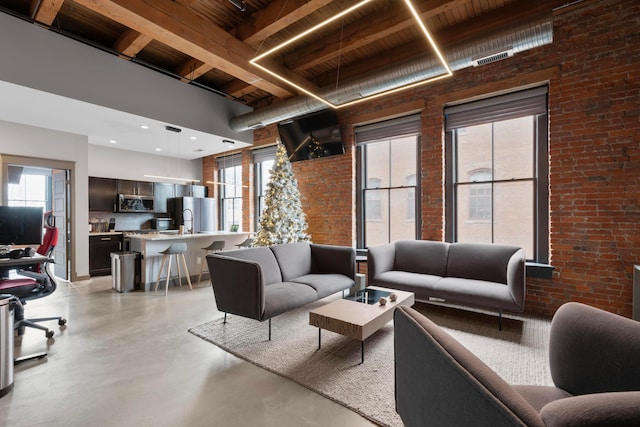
[526,262,554,279]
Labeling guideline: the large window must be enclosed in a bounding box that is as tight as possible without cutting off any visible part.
[253,146,276,230]
[445,87,549,263]
[357,115,420,248]
[217,154,243,231]
[7,166,50,210]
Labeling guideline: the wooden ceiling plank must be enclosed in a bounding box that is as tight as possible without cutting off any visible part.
[237,0,334,45]
[285,0,462,73]
[114,28,153,57]
[175,58,213,81]
[74,0,298,99]
[32,0,64,26]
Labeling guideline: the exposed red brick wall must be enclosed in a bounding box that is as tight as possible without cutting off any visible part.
[203,0,639,318]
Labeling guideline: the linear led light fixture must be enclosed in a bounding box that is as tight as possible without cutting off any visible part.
[144,174,200,183]
[250,0,453,109]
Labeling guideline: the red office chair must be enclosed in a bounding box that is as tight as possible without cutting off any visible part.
[0,211,66,338]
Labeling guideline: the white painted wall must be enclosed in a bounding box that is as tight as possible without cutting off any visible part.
[0,121,205,279]
[88,145,201,183]
[0,120,90,278]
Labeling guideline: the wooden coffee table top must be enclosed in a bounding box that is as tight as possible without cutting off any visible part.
[309,286,415,341]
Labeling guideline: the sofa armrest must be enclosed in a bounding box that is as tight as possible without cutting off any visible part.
[540,391,640,427]
[549,302,640,396]
[394,306,543,427]
[367,243,395,280]
[310,244,355,279]
[206,254,266,321]
[506,248,526,311]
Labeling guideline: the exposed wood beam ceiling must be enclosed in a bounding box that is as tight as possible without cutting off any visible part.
[5,0,571,110]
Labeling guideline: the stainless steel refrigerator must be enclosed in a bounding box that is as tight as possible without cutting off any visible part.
[170,197,217,233]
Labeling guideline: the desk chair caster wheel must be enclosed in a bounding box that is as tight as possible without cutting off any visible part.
[59,318,67,326]
[46,330,54,339]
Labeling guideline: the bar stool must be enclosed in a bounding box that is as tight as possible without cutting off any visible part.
[154,243,192,296]
[197,240,225,284]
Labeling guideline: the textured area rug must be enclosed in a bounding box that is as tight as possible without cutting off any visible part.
[189,295,552,427]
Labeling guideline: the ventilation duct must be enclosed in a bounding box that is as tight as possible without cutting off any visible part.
[230,13,553,132]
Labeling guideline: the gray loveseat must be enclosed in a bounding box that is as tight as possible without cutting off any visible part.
[394,303,640,427]
[206,241,355,339]
[367,240,525,326]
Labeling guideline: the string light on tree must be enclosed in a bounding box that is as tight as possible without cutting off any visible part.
[254,141,311,246]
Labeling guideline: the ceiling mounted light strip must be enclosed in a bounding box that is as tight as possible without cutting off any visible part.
[250,0,453,109]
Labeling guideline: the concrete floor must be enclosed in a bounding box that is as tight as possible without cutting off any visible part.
[1,275,377,427]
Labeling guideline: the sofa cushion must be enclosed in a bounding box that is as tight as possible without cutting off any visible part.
[433,277,516,309]
[220,247,282,286]
[446,243,520,284]
[290,273,354,299]
[270,242,312,282]
[394,240,449,276]
[371,271,441,300]
[263,282,318,319]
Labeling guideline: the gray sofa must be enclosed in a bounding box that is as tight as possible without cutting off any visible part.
[206,241,355,338]
[367,240,525,326]
[394,303,640,427]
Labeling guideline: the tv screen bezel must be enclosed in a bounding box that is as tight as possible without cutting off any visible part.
[0,206,44,247]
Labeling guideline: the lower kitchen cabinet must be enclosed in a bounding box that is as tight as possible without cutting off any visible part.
[89,234,122,276]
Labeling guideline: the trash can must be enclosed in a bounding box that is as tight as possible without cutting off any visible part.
[110,251,140,293]
[1,294,18,398]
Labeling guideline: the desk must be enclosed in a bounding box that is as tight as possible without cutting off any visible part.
[0,254,54,279]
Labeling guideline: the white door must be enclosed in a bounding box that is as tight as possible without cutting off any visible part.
[52,169,69,280]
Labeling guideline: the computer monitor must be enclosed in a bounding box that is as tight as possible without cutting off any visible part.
[0,206,44,246]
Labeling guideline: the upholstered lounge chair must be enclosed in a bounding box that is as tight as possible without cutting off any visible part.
[394,302,640,427]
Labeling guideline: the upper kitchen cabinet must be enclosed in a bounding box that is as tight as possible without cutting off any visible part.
[89,177,117,212]
[153,182,174,213]
[118,179,153,196]
[175,184,207,198]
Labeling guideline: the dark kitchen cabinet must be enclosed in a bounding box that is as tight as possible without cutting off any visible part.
[89,177,117,212]
[89,234,122,276]
[175,184,207,198]
[153,182,174,213]
[118,179,153,196]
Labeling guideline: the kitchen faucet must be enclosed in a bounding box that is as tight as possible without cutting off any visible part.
[182,208,194,234]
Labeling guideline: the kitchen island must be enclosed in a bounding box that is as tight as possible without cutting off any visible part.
[129,231,250,291]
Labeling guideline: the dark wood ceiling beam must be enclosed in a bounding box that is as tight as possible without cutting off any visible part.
[285,0,462,73]
[175,58,213,82]
[73,0,301,99]
[313,0,564,87]
[237,0,334,45]
[113,28,153,58]
[31,0,64,25]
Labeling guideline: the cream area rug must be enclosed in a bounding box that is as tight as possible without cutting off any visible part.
[189,295,553,427]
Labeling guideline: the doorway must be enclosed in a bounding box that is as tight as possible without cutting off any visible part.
[1,155,74,281]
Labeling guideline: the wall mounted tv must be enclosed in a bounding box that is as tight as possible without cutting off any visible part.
[277,110,344,162]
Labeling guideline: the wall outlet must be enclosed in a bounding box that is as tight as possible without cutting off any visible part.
[196,257,201,265]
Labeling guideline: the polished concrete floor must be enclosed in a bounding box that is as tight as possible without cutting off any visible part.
[1,275,377,427]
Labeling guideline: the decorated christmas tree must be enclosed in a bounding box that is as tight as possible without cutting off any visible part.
[254,141,311,246]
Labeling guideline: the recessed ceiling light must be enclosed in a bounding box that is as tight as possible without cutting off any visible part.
[190,136,197,140]
[155,148,162,152]
[140,125,149,129]
[109,139,117,144]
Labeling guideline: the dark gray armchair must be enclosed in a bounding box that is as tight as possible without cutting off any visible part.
[394,303,640,427]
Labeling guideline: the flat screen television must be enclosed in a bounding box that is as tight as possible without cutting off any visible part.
[0,206,44,246]
[277,110,345,162]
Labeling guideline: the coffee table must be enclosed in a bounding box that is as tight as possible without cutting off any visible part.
[308,286,415,363]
